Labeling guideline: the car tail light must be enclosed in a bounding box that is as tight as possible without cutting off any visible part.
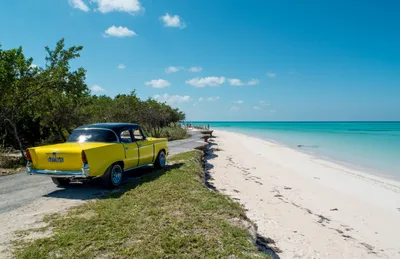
[81,150,88,164]
[25,149,32,161]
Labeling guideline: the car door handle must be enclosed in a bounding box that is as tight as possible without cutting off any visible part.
[125,147,129,150]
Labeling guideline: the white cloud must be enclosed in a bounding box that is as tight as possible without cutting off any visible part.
[235,100,244,104]
[229,78,260,86]
[270,109,276,113]
[199,96,220,102]
[165,66,183,73]
[93,0,142,13]
[29,64,38,69]
[104,26,136,37]
[266,72,276,78]
[145,79,170,88]
[153,94,191,105]
[91,85,105,92]
[228,78,245,86]
[160,13,186,29]
[247,79,260,85]
[253,106,262,110]
[68,0,90,12]
[186,77,225,87]
[260,101,270,106]
[188,67,202,72]
[118,64,126,69]
[230,106,240,111]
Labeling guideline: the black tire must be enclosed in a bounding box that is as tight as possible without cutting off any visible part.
[51,177,70,187]
[154,150,167,169]
[102,163,124,188]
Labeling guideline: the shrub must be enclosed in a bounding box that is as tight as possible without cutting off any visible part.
[148,126,189,141]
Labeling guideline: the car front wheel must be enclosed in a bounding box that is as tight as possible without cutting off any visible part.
[154,150,167,169]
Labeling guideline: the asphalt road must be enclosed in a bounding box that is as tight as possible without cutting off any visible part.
[0,131,208,214]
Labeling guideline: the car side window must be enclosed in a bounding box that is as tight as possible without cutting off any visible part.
[120,129,132,143]
[133,129,144,141]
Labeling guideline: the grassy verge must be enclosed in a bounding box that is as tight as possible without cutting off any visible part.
[13,150,269,258]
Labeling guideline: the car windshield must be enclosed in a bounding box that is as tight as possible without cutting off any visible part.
[67,129,118,143]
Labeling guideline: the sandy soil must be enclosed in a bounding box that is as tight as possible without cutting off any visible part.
[206,130,400,259]
[0,196,89,259]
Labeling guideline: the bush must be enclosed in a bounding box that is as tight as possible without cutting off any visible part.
[0,153,25,169]
[148,126,189,141]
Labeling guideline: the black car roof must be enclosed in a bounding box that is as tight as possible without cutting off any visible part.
[77,123,139,132]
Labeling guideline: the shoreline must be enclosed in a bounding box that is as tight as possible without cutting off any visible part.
[216,129,400,187]
[207,129,400,258]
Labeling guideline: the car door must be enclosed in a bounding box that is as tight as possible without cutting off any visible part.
[133,128,154,165]
[119,128,139,170]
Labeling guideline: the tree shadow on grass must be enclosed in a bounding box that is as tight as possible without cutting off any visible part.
[44,163,184,201]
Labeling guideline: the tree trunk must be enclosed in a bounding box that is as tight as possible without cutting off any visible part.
[5,119,25,159]
[1,128,7,148]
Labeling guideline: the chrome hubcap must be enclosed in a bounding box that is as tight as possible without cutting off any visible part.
[160,152,166,167]
[111,165,122,185]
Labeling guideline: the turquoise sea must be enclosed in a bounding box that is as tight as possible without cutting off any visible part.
[191,122,400,181]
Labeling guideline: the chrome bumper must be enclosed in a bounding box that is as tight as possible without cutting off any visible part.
[27,162,90,178]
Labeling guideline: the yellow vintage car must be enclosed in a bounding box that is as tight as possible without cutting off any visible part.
[26,123,168,188]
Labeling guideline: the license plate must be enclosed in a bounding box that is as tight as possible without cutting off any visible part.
[48,157,64,163]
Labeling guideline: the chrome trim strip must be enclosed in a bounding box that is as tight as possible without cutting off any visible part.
[27,164,90,178]
[82,163,90,176]
[137,144,154,148]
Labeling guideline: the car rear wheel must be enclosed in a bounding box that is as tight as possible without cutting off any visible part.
[154,150,167,169]
[102,163,124,188]
[51,177,70,187]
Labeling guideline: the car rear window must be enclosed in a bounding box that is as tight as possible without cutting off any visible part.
[67,129,118,143]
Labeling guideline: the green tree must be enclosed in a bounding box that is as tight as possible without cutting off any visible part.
[0,39,187,155]
[0,39,88,157]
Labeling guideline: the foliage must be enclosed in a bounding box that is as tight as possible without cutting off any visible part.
[0,40,186,156]
[0,154,24,169]
[148,126,189,141]
[13,151,269,259]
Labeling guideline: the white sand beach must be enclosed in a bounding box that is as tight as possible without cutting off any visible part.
[207,130,400,259]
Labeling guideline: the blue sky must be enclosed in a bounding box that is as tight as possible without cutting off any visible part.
[1,0,399,121]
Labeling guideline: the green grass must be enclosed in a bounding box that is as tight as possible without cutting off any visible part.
[13,150,269,259]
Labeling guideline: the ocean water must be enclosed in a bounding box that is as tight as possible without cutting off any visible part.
[191,122,400,181]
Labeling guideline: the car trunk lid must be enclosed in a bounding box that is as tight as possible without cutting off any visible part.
[29,142,113,171]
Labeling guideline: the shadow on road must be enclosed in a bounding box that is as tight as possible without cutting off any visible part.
[44,163,184,201]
